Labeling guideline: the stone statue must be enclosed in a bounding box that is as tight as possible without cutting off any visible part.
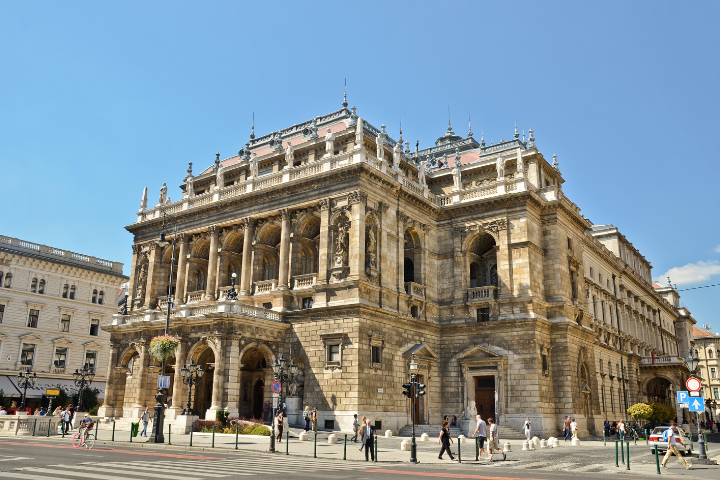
[158,183,167,205]
[216,161,225,189]
[392,141,402,171]
[288,370,304,397]
[366,227,377,270]
[376,130,384,162]
[285,142,294,164]
[250,154,258,178]
[452,163,462,190]
[135,264,148,300]
[418,162,426,186]
[185,175,194,198]
[454,147,461,167]
[325,128,335,154]
[140,187,148,210]
[334,222,350,267]
[516,152,524,177]
[165,196,171,205]
[271,132,283,151]
[496,157,505,180]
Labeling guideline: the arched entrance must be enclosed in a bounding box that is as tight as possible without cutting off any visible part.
[192,346,215,416]
[240,346,271,420]
[646,377,672,406]
[253,379,265,419]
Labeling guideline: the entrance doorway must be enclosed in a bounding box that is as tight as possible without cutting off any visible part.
[474,375,495,419]
[253,379,265,419]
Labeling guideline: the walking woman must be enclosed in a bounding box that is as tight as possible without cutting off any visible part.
[359,416,367,451]
[303,406,311,432]
[523,417,532,441]
[311,408,318,432]
[438,421,455,460]
[275,411,284,442]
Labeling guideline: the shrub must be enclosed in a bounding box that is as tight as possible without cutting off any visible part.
[627,403,653,420]
[648,402,675,423]
[250,425,270,436]
[216,410,230,425]
[193,419,223,433]
[241,424,256,434]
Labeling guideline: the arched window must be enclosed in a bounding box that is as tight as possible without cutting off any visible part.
[195,270,206,292]
[300,251,312,275]
[38,279,45,294]
[404,258,415,283]
[470,263,480,288]
[92,289,98,303]
[98,291,104,305]
[69,285,76,300]
[30,278,38,293]
[694,349,699,358]
[262,255,277,281]
[410,305,419,318]
[709,350,714,359]
[0,272,3,286]
[3,273,12,288]
[62,284,69,298]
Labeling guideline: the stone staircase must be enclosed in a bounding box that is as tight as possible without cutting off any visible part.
[398,424,463,438]
[497,425,528,440]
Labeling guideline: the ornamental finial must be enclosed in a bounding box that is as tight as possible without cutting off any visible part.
[514,122,519,139]
[342,78,348,108]
[250,113,255,140]
[468,114,473,137]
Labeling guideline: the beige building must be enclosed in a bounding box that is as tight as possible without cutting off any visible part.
[0,235,126,408]
[100,104,694,436]
[691,325,719,422]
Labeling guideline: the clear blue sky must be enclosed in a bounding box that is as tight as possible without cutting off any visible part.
[1,1,718,329]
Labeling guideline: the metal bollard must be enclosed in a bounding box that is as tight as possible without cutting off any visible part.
[621,438,624,463]
[457,436,461,463]
[33,419,37,436]
[690,434,693,452]
[343,434,347,460]
[645,429,649,445]
[603,430,606,446]
[626,440,630,471]
[190,425,193,447]
[130,425,133,443]
[212,425,215,448]
[374,436,377,462]
[286,430,289,455]
[704,433,708,452]
[112,420,115,441]
[615,440,619,467]
[168,424,171,445]
[47,420,51,437]
[475,436,479,461]
[235,425,239,450]
[314,431,317,458]
[654,445,660,475]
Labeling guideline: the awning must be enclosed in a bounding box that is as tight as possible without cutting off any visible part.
[0,375,105,399]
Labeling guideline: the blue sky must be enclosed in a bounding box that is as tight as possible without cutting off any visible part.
[1,1,718,329]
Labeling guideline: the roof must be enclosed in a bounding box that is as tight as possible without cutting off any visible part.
[693,325,719,339]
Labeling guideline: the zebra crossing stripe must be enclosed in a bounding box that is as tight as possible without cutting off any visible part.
[50,463,206,480]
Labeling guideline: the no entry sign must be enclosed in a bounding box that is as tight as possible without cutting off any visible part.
[686,377,701,392]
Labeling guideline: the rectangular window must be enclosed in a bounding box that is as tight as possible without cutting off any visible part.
[27,309,39,328]
[0,304,4,323]
[263,302,273,310]
[541,354,549,374]
[477,308,490,322]
[301,297,313,309]
[60,314,71,332]
[567,237,572,250]
[371,345,381,364]
[714,387,719,399]
[53,347,67,368]
[601,386,606,412]
[589,267,594,278]
[328,344,340,362]
[21,343,35,366]
[712,367,717,379]
[85,351,97,370]
[324,420,335,430]
[258,167,272,176]
[610,389,615,412]
[89,318,100,336]
[375,421,382,430]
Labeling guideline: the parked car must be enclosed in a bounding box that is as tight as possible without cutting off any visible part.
[648,426,691,454]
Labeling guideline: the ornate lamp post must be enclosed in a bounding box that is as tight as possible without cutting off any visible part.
[269,353,298,453]
[226,272,238,300]
[73,365,95,412]
[180,360,204,415]
[17,370,37,411]
[683,348,712,463]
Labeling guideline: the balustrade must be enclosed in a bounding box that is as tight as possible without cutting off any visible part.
[640,355,682,365]
[253,280,276,294]
[404,282,426,299]
[185,290,204,304]
[293,273,317,290]
[467,286,498,300]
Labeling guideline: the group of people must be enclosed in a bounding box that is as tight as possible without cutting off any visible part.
[347,414,377,461]
[562,416,578,440]
[464,415,506,461]
[302,406,319,432]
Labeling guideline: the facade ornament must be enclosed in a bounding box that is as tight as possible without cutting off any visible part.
[348,106,358,126]
[318,198,330,211]
[348,190,367,205]
[303,119,318,139]
[392,139,402,171]
[552,154,560,173]
[288,369,304,397]
[250,154,259,178]
[528,129,535,148]
[140,187,148,210]
[134,264,148,303]
[185,173,194,198]
[244,142,252,160]
[355,116,363,144]
[514,122,519,139]
[278,208,289,220]
[452,162,462,191]
[165,196,172,205]
[334,221,350,267]
[285,142,294,164]
[418,162,426,186]
[158,183,167,205]
[213,152,220,172]
[365,224,379,284]
[480,131,486,148]
[216,158,225,189]
[270,132,283,151]
[496,157,506,180]
[454,147,461,167]
[325,128,335,154]
[240,217,255,230]
[405,141,410,155]
[376,126,385,162]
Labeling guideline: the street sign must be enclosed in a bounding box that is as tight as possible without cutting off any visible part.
[679,403,689,409]
[272,380,281,394]
[677,391,689,404]
[686,377,701,392]
[45,389,60,397]
[688,397,704,412]
[157,375,171,389]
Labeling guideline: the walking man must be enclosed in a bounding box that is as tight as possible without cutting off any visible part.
[523,417,531,441]
[487,418,506,461]
[661,422,692,470]
[360,418,376,461]
[62,407,72,434]
[140,407,151,437]
[472,414,491,460]
[563,416,571,441]
[351,414,359,442]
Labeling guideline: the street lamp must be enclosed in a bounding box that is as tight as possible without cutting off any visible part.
[73,364,95,412]
[683,348,711,463]
[226,272,238,300]
[17,370,37,410]
[180,360,204,415]
[269,353,297,453]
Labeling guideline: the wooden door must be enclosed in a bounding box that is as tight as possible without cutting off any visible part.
[474,375,495,420]
[253,379,264,419]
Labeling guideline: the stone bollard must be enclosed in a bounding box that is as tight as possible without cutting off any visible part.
[532,436,540,446]
[547,436,556,447]
[503,442,511,452]
[299,431,309,441]
[522,440,529,451]
[385,430,393,438]
[552,438,560,448]
[540,439,548,448]
[571,437,580,446]
[420,433,429,442]
[328,434,338,444]
[528,440,536,450]
[458,435,466,443]
[401,439,411,451]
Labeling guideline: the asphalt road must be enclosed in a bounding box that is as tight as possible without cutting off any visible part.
[0,436,717,480]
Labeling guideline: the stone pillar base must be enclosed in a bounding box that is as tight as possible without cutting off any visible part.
[97,405,117,418]
[165,406,182,421]
[205,407,222,421]
[171,414,199,434]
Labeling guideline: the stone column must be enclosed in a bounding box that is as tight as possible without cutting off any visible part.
[205,226,219,300]
[169,340,188,417]
[144,243,162,309]
[207,338,226,419]
[175,234,189,304]
[316,199,331,285]
[131,343,150,417]
[348,191,366,281]
[127,245,141,312]
[240,218,255,295]
[225,338,241,416]
[98,344,120,417]
[277,209,291,290]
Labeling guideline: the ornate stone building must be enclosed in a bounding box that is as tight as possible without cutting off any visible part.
[0,235,126,407]
[100,104,694,436]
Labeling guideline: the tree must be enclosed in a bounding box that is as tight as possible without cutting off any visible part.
[627,402,653,421]
[648,402,675,424]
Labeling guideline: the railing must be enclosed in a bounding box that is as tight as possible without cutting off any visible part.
[163,202,183,214]
[365,152,382,171]
[186,290,204,304]
[293,274,317,290]
[461,184,497,201]
[189,192,213,208]
[254,172,283,190]
[51,367,66,374]
[188,304,218,316]
[0,236,122,273]
[217,285,232,300]
[331,153,351,169]
[640,355,683,365]
[404,282,426,299]
[220,182,248,200]
[254,280,276,294]
[467,286,498,300]
[232,302,281,321]
[290,162,323,180]
[400,176,425,197]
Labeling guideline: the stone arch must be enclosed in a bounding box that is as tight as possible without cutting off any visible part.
[256,222,282,247]
[404,227,423,285]
[187,338,220,363]
[238,342,276,366]
[191,239,210,260]
[296,214,321,240]
[239,342,275,419]
[222,230,244,254]
[643,375,675,406]
[329,207,350,226]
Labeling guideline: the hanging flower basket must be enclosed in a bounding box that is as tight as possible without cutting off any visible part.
[149,335,180,362]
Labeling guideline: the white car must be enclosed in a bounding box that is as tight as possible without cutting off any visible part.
[648,426,691,454]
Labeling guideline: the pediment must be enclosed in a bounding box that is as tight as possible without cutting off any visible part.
[455,345,503,362]
[403,343,439,360]
[53,337,74,346]
[0,330,7,338]
[83,341,104,350]
[19,333,42,343]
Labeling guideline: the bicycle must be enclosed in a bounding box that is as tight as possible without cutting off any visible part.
[72,429,95,449]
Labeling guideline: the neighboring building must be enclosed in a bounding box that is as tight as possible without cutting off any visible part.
[0,235,126,408]
[691,325,719,423]
[100,103,693,436]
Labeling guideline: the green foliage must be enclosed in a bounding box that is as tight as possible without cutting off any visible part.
[627,403,653,420]
[241,424,256,434]
[216,410,230,425]
[89,403,101,416]
[250,425,270,436]
[648,402,675,423]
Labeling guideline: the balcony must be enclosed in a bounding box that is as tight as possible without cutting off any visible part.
[404,282,426,299]
[467,286,498,301]
[185,290,204,304]
[640,355,684,366]
[254,280,276,294]
[293,274,317,290]
[113,300,283,326]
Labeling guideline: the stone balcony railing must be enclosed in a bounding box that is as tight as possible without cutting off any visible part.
[404,281,426,299]
[467,286,498,301]
[640,355,684,365]
[112,299,283,326]
[254,280,277,294]
[185,290,204,304]
[137,143,535,224]
[293,274,317,290]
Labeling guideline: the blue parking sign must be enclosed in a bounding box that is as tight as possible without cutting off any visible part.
[677,391,689,404]
[688,397,704,412]
[157,375,171,389]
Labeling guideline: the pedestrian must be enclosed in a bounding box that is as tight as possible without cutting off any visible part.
[661,422,692,470]
[53,406,62,416]
[68,403,75,428]
[275,411,284,442]
[311,408,318,432]
[450,415,458,428]
[523,417,532,441]
[438,420,455,460]
[351,414,359,442]
[570,418,578,439]
[563,416,571,441]
[472,414,489,460]
[0,406,6,415]
[604,419,610,437]
[359,416,367,451]
[62,407,72,434]
[617,418,625,441]
[38,407,47,416]
[487,418,506,461]
[263,401,270,423]
[360,418,376,461]
[33,408,40,416]
[140,407,151,437]
[303,406,311,432]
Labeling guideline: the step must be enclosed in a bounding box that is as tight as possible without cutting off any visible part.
[398,424,463,437]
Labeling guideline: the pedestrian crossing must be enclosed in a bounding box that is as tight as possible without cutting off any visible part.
[0,455,369,480]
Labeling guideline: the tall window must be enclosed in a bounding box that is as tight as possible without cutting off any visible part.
[477,308,490,322]
[89,318,100,336]
[3,273,12,288]
[38,279,45,294]
[592,297,597,318]
[69,285,76,300]
[92,289,97,303]
[27,309,39,328]
[262,256,276,281]
[327,344,340,362]
[601,386,606,412]
[62,284,69,298]
[371,345,381,364]
[31,278,38,293]
[714,387,719,400]
[301,297,313,310]
[60,314,71,332]
[709,350,714,359]
[53,347,67,368]
[711,367,717,379]
[0,304,5,323]
[84,351,97,370]
[601,301,606,322]
[98,291,104,305]
[610,388,615,412]
[20,343,35,366]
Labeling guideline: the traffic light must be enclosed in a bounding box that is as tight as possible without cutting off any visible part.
[416,383,426,397]
[402,382,413,398]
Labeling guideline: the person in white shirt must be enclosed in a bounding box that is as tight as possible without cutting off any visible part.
[472,415,492,460]
[0,407,6,415]
[523,417,531,441]
[487,418,506,461]
[618,420,626,440]
[570,418,578,439]
[351,414,360,442]
[661,422,691,470]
